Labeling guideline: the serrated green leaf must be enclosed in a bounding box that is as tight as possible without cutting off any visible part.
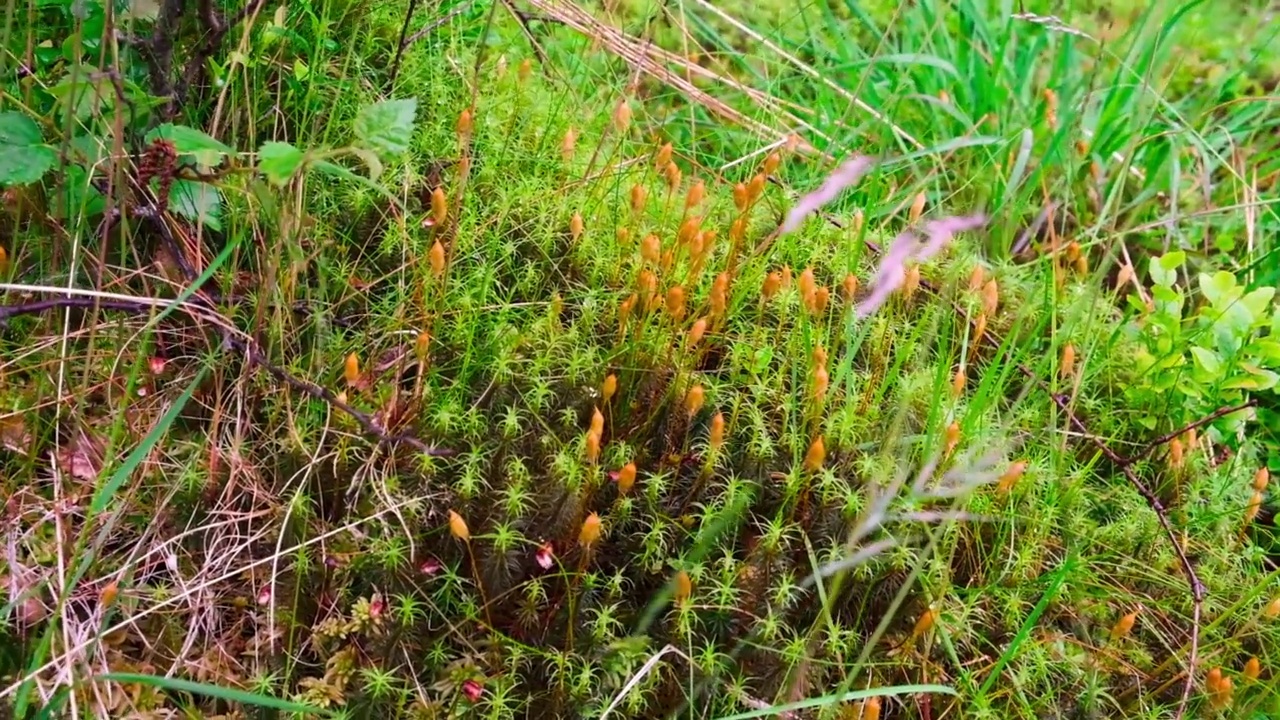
[353,97,417,159]
[0,112,56,186]
[258,141,306,186]
[145,124,235,167]
[169,180,223,231]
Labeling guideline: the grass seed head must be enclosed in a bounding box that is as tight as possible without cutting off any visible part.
[804,436,826,472]
[902,264,921,301]
[762,271,782,301]
[641,234,661,264]
[665,162,682,191]
[1073,254,1089,276]
[655,142,673,169]
[602,374,617,404]
[1266,596,1280,619]
[688,318,708,347]
[630,183,648,214]
[579,512,603,547]
[678,217,701,246]
[517,58,532,82]
[590,406,604,437]
[1169,437,1184,470]
[951,365,966,397]
[616,227,630,246]
[944,421,961,455]
[1244,657,1261,681]
[1210,675,1233,710]
[710,272,729,317]
[685,179,705,210]
[909,191,927,224]
[685,384,705,416]
[430,240,446,278]
[974,312,988,340]
[496,54,508,78]
[618,294,636,334]
[814,286,830,314]
[416,331,431,363]
[673,570,692,602]
[344,353,361,387]
[1064,241,1081,263]
[851,208,865,236]
[431,187,448,226]
[1044,88,1059,130]
[981,278,999,316]
[612,99,632,132]
[1061,343,1076,379]
[733,182,748,211]
[586,430,601,463]
[812,345,828,369]
[781,266,793,290]
[1245,491,1263,526]
[913,606,937,636]
[617,462,636,495]
[449,510,470,542]
[793,266,814,304]
[763,151,781,176]
[997,460,1027,494]
[812,367,829,402]
[747,172,765,202]
[709,412,725,451]
[842,273,859,302]
[1254,467,1269,493]
[968,264,986,292]
[456,107,473,140]
[1109,609,1137,642]
[561,127,577,161]
[570,212,584,241]
[99,581,119,608]
[666,285,687,321]
[858,697,881,720]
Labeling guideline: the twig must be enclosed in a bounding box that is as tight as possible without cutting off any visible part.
[401,2,473,49]
[1130,400,1256,463]
[388,0,422,87]
[0,294,452,457]
[1047,393,1203,719]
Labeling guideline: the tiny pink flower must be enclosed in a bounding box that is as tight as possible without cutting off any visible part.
[535,541,554,570]
[256,585,272,606]
[420,557,443,575]
[462,679,483,702]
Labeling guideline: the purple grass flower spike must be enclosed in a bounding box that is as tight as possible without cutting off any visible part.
[777,155,875,236]
[855,213,986,319]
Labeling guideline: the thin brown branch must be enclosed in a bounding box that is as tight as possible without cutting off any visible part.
[1131,400,1257,463]
[0,295,452,457]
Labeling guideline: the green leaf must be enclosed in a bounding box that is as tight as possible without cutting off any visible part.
[353,97,417,159]
[1190,346,1222,375]
[1241,287,1275,322]
[1199,271,1238,309]
[169,180,223,231]
[145,124,235,167]
[1224,367,1279,392]
[348,147,384,180]
[258,141,306,186]
[0,112,56,186]
[712,684,955,720]
[1149,251,1184,287]
[96,673,331,716]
